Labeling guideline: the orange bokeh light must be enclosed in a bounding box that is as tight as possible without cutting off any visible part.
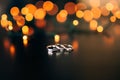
[83,10,93,22]
[97,26,103,32]
[114,10,120,19]
[10,44,15,57]
[16,16,25,27]
[110,16,116,22]
[91,7,101,19]
[64,2,76,15]
[43,1,54,11]
[89,20,98,30]
[56,14,67,23]
[59,10,68,17]
[76,2,87,10]
[47,4,59,15]
[34,8,46,20]
[26,4,37,14]
[100,7,110,16]
[1,20,8,28]
[10,7,20,16]
[35,19,46,28]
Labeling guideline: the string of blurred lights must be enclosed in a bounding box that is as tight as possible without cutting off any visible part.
[0,0,120,46]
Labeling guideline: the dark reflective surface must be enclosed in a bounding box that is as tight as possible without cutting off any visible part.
[0,26,120,80]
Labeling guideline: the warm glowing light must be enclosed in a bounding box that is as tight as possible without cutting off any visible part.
[64,2,76,15]
[59,10,68,17]
[56,14,67,23]
[28,27,34,36]
[4,38,10,50]
[89,0,100,7]
[25,13,33,21]
[23,35,28,47]
[10,7,20,16]
[23,35,28,40]
[43,1,54,11]
[22,25,29,35]
[47,4,59,15]
[8,21,13,26]
[114,11,120,19]
[23,39,28,47]
[73,20,79,26]
[110,16,116,22]
[8,26,13,31]
[54,34,60,43]
[72,39,79,52]
[34,8,46,20]
[89,20,98,30]
[35,19,46,28]
[16,16,25,27]
[76,10,84,18]
[21,7,29,15]
[1,20,8,28]
[91,7,101,19]
[105,2,114,11]
[97,26,103,32]
[83,10,93,22]
[76,2,87,10]
[1,14,7,20]
[10,45,15,56]
[100,7,110,16]
[26,4,37,14]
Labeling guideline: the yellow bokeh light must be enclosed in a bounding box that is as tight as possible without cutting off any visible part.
[54,34,60,43]
[23,35,28,40]
[1,14,7,20]
[76,10,84,18]
[25,13,33,21]
[10,7,20,16]
[90,20,98,30]
[91,7,101,19]
[73,20,79,26]
[43,1,54,11]
[26,4,37,14]
[21,7,29,15]
[97,26,103,32]
[22,25,29,35]
[8,26,13,31]
[83,10,93,22]
[105,2,114,11]
[110,16,116,22]
[34,8,46,20]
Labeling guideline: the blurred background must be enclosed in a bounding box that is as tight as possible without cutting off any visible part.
[0,0,120,80]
